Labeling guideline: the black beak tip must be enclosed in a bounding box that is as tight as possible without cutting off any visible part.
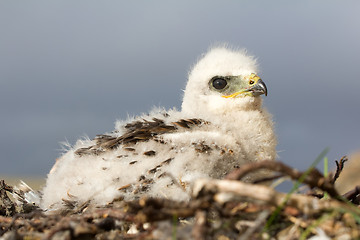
[257,79,268,97]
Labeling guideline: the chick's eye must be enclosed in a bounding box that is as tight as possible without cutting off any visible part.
[249,80,255,85]
[212,78,227,90]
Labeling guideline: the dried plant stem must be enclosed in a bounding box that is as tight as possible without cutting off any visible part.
[193,179,357,215]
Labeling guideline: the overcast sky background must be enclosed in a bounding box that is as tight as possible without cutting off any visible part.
[1,1,359,178]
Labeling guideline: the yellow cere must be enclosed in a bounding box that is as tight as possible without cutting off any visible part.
[247,73,261,83]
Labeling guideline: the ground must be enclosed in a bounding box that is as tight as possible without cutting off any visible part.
[1,156,360,240]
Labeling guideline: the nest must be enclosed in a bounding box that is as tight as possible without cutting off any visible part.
[1,156,360,239]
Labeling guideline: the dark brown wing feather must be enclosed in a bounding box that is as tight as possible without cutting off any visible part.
[75,118,208,156]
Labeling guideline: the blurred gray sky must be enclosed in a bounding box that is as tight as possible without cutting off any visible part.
[1,1,359,177]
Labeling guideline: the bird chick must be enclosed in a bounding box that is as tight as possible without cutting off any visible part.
[41,46,277,210]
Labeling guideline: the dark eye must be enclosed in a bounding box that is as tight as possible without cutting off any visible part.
[249,80,255,85]
[212,78,227,90]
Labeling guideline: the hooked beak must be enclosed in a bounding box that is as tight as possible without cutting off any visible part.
[249,79,267,97]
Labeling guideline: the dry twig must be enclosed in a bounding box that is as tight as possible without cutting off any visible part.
[343,186,360,204]
[193,179,356,215]
[331,156,348,184]
[225,160,340,199]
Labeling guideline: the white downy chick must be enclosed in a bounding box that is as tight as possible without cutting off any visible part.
[41,46,277,210]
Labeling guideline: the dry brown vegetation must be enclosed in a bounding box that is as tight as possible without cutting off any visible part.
[1,155,360,240]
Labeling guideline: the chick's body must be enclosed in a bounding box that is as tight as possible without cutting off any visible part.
[41,47,277,210]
